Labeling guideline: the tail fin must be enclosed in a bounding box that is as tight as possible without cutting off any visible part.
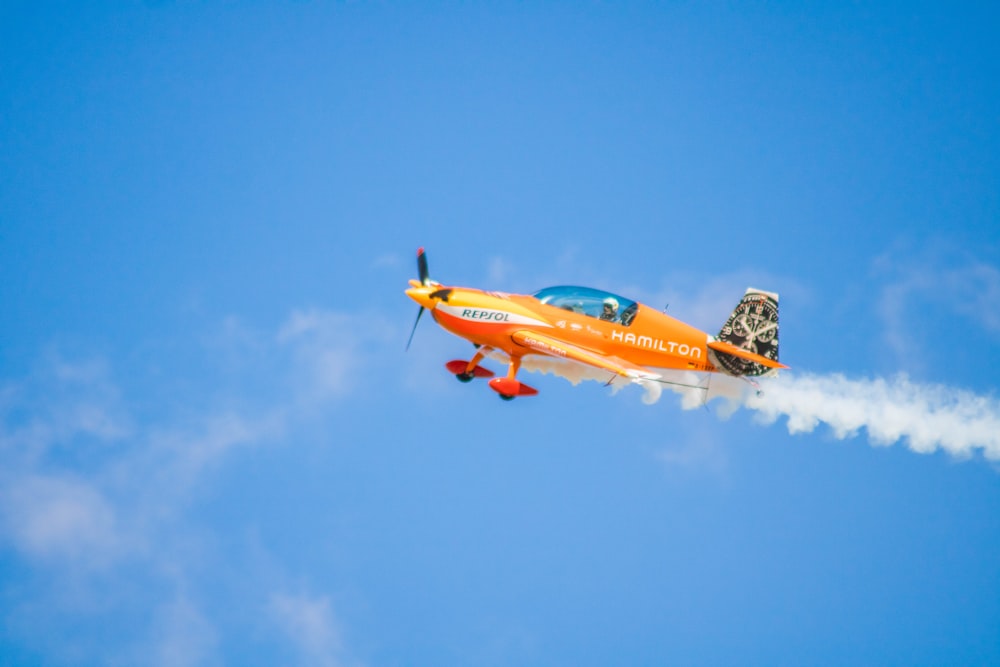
[709,288,782,377]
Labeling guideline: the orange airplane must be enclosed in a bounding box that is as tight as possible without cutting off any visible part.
[406,248,787,400]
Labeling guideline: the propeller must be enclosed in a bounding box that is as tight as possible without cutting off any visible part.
[405,248,456,349]
[406,301,425,351]
[417,246,429,286]
[406,248,434,350]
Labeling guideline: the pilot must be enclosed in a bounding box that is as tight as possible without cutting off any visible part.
[600,297,619,322]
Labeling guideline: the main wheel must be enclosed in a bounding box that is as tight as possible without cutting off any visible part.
[456,372,474,383]
[498,394,515,401]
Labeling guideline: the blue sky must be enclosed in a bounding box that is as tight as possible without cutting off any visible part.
[2,2,999,665]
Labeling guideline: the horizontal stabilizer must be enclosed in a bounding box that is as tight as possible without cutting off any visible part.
[708,339,788,370]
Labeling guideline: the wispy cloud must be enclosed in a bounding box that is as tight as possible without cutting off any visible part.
[371,252,401,270]
[0,307,379,663]
[150,594,220,667]
[486,255,516,285]
[278,308,394,405]
[875,245,1000,368]
[139,410,286,500]
[271,591,351,667]
[0,355,131,459]
[1,474,125,569]
[656,432,730,478]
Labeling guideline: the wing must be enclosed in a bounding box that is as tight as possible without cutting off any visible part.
[511,330,661,381]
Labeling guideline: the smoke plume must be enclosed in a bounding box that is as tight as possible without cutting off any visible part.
[745,373,1000,461]
[513,352,1000,462]
[665,371,1000,461]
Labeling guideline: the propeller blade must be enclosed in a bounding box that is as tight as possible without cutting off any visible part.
[406,306,425,351]
[417,247,429,286]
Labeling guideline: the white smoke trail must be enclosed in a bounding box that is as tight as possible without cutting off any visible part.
[746,373,1000,461]
[664,371,1000,462]
[507,351,1000,461]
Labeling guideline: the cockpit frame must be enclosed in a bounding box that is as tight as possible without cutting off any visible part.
[533,285,638,326]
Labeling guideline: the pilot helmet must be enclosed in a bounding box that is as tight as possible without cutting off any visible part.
[603,297,619,310]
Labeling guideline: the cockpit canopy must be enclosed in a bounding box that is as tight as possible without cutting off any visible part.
[533,285,638,326]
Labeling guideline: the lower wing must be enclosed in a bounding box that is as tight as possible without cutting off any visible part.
[511,330,661,381]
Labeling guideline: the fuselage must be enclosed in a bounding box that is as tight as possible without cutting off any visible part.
[407,283,718,373]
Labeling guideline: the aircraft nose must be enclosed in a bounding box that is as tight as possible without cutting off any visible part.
[405,286,437,310]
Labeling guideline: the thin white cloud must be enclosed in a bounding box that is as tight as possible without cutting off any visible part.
[644,272,800,334]
[0,379,286,580]
[371,252,401,269]
[879,279,919,367]
[277,308,389,403]
[144,411,286,492]
[150,594,220,667]
[0,355,131,458]
[875,247,1000,367]
[487,255,516,285]
[0,474,125,569]
[656,433,730,478]
[0,306,380,664]
[271,591,349,667]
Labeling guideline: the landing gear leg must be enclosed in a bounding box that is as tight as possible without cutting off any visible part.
[457,347,491,382]
[498,357,521,400]
[446,348,496,383]
[487,356,538,400]
[505,356,521,381]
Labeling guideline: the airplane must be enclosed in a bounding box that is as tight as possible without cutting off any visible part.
[405,248,787,400]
